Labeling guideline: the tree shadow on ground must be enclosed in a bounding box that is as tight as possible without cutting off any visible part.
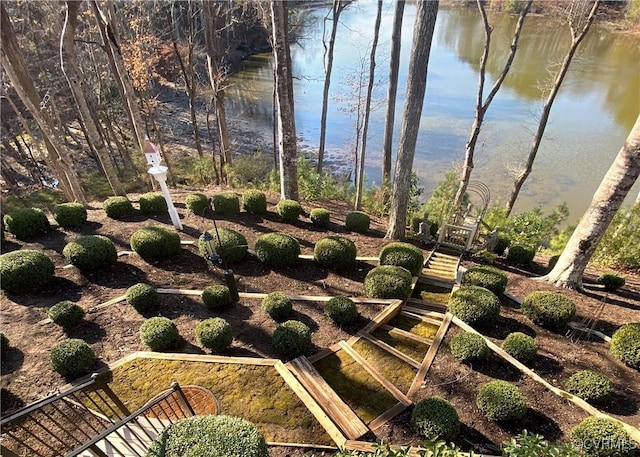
[482,316,537,340]
[473,355,523,382]
[5,277,83,307]
[1,388,25,416]
[531,354,564,377]
[1,347,24,375]
[597,390,639,417]
[68,320,108,344]
[500,408,563,442]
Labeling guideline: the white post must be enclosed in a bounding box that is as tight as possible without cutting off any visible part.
[144,141,183,230]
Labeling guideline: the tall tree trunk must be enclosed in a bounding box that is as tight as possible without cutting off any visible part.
[386,0,439,240]
[505,0,600,215]
[453,0,532,211]
[354,0,383,210]
[540,114,640,290]
[381,0,405,187]
[271,0,298,201]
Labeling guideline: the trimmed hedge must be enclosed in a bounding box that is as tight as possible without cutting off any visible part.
[139,192,167,214]
[63,235,117,271]
[261,292,293,320]
[494,234,511,256]
[198,228,248,264]
[185,193,209,215]
[130,226,181,261]
[502,332,537,363]
[411,397,460,441]
[570,417,634,457]
[448,285,501,328]
[103,196,133,219]
[242,190,267,214]
[462,265,508,295]
[363,265,413,299]
[196,318,233,353]
[597,272,625,291]
[276,199,302,223]
[4,208,50,239]
[0,250,55,292]
[202,285,233,310]
[449,332,489,363]
[310,208,330,228]
[139,317,180,351]
[548,255,560,271]
[325,296,358,326]
[50,339,96,379]
[345,211,370,233]
[476,380,527,422]
[48,301,85,329]
[507,244,536,265]
[126,283,159,312]
[565,370,613,403]
[211,192,240,216]
[53,203,87,228]
[273,320,311,358]
[521,291,576,330]
[254,232,300,267]
[610,323,640,370]
[313,236,357,270]
[379,242,424,276]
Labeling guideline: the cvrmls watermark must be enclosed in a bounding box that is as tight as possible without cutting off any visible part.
[572,438,637,453]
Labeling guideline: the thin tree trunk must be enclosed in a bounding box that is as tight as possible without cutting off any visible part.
[5,95,46,184]
[205,101,221,184]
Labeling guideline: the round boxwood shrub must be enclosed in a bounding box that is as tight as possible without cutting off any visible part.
[325,296,358,326]
[185,192,209,215]
[126,283,159,312]
[476,380,527,422]
[411,396,460,441]
[1,332,9,352]
[462,265,508,295]
[50,339,96,379]
[494,233,511,256]
[53,203,87,228]
[48,301,85,329]
[570,417,634,457]
[198,228,248,264]
[313,236,357,270]
[548,254,560,271]
[363,265,413,299]
[196,317,233,353]
[146,415,268,457]
[521,291,576,330]
[242,190,267,214]
[449,331,489,363]
[63,235,117,271]
[103,196,133,219]
[310,208,330,228]
[139,317,180,351]
[610,323,640,370]
[3,208,50,239]
[448,286,501,328]
[0,250,55,292]
[130,226,181,261]
[261,292,292,320]
[276,199,302,223]
[379,242,424,276]
[506,244,536,265]
[211,191,240,216]
[502,332,537,363]
[254,232,300,267]
[597,272,626,291]
[345,211,370,233]
[139,192,167,215]
[565,370,613,403]
[202,285,232,310]
[273,320,311,358]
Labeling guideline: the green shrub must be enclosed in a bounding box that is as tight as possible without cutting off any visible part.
[139,192,167,214]
[139,317,180,351]
[521,291,576,330]
[503,431,581,457]
[449,331,489,363]
[261,292,293,320]
[379,242,424,276]
[502,332,537,363]
[242,190,267,214]
[476,380,527,422]
[63,235,118,271]
[254,232,300,267]
[196,318,233,353]
[313,236,357,270]
[276,199,302,223]
[0,250,55,292]
[126,283,159,312]
[50,339,96,379]
[448,286,500,328]
[473,249,498,265]
[185,193,209,215]
[462,265,508,295]
[570,417,635,457]
[597,272,626,291]
[507,245,536,265]
[565,370,613,402]
[211,192,240,216]
[548,254,560,271]
[494,234,511,256]
[325,296,358,326]
[273,320,311,358]
[1,332,9,352]
[48,301,85,329]
[411,396,460,441]
[198,228,248,264]
[146,415,268,457]
[363,265,413,299]
[3,208,50,239]
[610,323,640,369]
[53,203,87,228]
[310,208,330,228]
[130,226,181,261]
[345,211,370,233]
[201,285,233,310]
[103,196,133,219]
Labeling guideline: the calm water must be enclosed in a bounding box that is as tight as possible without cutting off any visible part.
[226,2,640,221]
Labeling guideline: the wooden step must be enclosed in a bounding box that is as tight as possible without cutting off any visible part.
[380,324,433,345]
[399,310,443,327]
[404,299,448,313]
[357,331,421,369]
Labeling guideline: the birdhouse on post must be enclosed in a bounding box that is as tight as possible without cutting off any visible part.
[143,140,183,230]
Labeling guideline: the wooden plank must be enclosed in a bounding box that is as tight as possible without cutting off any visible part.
[402,305,447,317]
[400,310,443,327]
[91,294,128,311]
[408,312,453,396]
[135,351,279,366]
[568,323,611,343]
[298,254,379,262]
[117,251,134,257]
[274,361,347,446]
[357,332,421,369]
[417,275,454,288]
[405,298,447,313]
[307,348,335,364]
[180,240,196,245]
[267,441,338,450]
[238,292,398,304]
[381,324,433,345]
[338,341,412,406]
[157,288,202,296]
[361,300,402,332]
[369,402,408,432]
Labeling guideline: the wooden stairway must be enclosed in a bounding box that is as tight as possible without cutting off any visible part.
[419,250,460,285]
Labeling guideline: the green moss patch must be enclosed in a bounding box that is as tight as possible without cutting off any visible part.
[388,314,440,340]
[371,327,430,363]
[417,284,451,305]
[352,339,417,394]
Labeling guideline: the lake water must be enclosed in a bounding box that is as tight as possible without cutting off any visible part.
[226,2,640,222]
